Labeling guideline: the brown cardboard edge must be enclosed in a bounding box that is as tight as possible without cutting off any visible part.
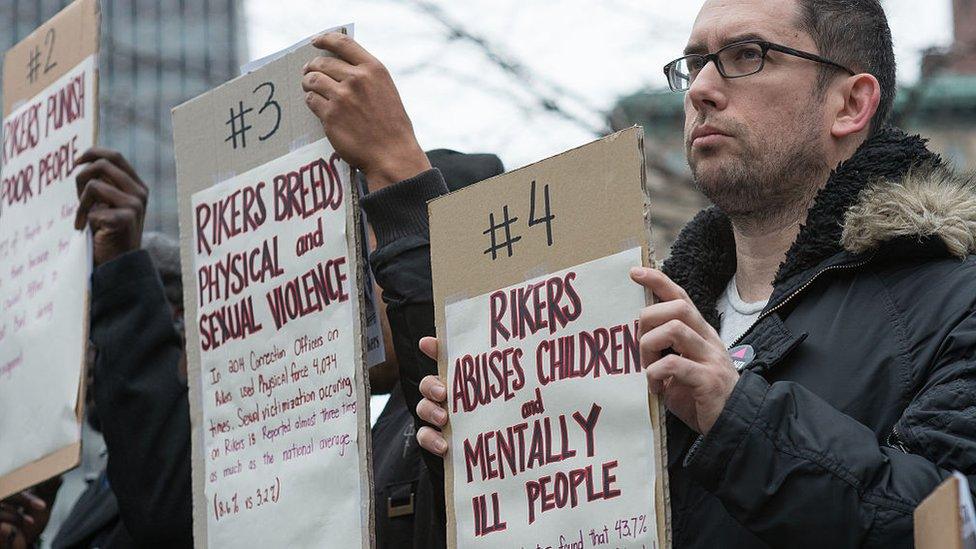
[427,128,639,212]
[914,475,963,549]
[2,0,100,114]
[637,126,672,549]
[347,167,376,549]
[0,443,80,499]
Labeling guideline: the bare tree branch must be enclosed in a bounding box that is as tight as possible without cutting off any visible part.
[402,0,607,134]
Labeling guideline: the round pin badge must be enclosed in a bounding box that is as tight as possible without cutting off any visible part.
[729,344,756,370]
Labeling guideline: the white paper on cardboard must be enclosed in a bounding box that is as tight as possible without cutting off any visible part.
[0,54,95,478]
[444,246,657,548]
[190,137,363,547]
[240,23,355,75]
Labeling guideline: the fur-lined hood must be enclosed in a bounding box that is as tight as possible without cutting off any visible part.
[842,167,976,259]
[662,127,976,329]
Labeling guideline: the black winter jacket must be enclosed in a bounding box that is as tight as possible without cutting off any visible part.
[361,128,976,548]
[371,384,441,549]
[53,250,194,549]
[663,128,976,548]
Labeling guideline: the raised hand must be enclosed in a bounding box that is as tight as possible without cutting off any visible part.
[74,148,148,267]
[303,32,431,191]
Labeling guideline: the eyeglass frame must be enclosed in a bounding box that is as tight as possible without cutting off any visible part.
[663,40,857,92]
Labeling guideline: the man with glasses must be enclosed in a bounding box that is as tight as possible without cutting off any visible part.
[300,0,976,546]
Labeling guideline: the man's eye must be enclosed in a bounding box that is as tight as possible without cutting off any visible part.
[738,48,761,60]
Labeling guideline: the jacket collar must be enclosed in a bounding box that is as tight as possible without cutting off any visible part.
[661,127,975,329]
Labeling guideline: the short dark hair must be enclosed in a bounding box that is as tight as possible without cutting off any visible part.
[796,0,896,134]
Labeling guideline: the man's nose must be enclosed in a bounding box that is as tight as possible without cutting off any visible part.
[687,61,728,113]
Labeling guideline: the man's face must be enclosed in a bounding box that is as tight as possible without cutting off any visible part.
[683,0,831,222]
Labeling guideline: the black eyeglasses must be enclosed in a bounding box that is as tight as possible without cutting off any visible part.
[663,40,856,92]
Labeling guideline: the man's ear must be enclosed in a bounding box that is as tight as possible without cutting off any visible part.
[830,73,881,138]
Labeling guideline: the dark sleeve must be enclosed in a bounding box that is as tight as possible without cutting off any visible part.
[361,168,450,538]
[683,308,976,548]
[89,250,192,548]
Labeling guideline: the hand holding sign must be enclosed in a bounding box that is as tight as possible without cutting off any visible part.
[630,267,739,435]
[415,338,449,456]
[417,262,743,462]
[303,33,430,190]
[73,148,147,267]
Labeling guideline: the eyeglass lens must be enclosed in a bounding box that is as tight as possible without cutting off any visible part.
[669,42,765,91]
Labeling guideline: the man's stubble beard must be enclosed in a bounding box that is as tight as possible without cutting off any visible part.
[687,108,829,233]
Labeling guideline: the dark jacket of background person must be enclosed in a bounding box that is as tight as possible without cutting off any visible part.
[360,127,976,548]
[370,384,439,549]
[363,149,504,549]
[53,247,192,549]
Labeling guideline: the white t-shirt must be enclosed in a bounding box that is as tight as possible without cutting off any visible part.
[716,276,768,347]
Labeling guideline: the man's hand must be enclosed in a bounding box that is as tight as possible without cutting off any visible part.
[413,267,739,455]
[631,267,739,435]
[0,491,50,549]
[414,337,449,457]
[303,32,431,191]
[74,148,148,267]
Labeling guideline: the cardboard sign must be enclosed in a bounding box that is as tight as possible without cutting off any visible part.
[0,0,99,500]
[238,24,386,371]
[915,472,976,549]
[430,127,670,548]
[172,26,373,548]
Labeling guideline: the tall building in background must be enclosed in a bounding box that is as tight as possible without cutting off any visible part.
[2,3,246,545]
[3,0,248,236]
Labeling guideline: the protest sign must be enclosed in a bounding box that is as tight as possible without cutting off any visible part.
[0,0,99,499]
[430,127,670,548]
[173,25,373,548]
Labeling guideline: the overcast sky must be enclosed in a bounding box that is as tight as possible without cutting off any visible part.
[245,0,954,172]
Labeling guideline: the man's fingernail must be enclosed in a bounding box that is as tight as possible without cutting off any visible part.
[434,437,448,454]
[630,267,645,278]
[432,383,446,400]
[433,407,447,425]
